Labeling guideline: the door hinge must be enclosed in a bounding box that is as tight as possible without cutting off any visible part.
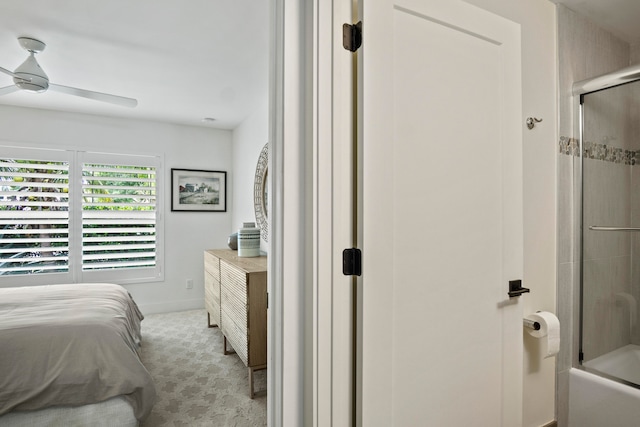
[266,292,269,309]
[342,248,362,276]
[342,21,362,52]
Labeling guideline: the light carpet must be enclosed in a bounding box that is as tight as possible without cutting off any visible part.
[139,309,267,427]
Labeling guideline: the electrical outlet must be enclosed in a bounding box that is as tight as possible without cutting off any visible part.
[186,279,193,289]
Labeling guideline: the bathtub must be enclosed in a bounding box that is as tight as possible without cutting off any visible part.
[583,344,640,384]
[569,344,640,427]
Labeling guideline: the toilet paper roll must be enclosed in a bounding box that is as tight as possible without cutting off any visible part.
[615,292,637,331]
[526,311,560,359]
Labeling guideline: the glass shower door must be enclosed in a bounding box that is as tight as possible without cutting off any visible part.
[580,80,640,386]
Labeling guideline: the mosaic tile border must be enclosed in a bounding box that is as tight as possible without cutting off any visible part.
[559,136,640,165]
[559,136,580,156]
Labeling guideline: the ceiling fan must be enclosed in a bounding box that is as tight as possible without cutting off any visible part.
[0,37,137,108]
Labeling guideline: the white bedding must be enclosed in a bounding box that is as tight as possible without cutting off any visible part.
[0,396,138,427]
[0,283,156,423]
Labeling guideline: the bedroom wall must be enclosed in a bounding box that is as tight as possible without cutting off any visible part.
[231,95,269,253]
[0,104,233,314]
[631,44,640,65]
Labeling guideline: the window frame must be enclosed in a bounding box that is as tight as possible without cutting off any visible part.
[0,144,164,287]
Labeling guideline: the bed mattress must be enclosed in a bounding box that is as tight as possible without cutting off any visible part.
[0,283,156,421]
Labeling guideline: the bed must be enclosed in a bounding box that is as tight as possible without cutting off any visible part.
[0,283,156,426]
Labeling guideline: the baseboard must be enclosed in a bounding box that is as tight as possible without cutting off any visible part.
[541,421,557,427]
[137,298,204,315]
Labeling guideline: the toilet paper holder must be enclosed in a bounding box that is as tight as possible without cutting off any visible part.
[523,318,541,331]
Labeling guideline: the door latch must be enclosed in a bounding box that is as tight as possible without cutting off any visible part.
[508,279,529,298]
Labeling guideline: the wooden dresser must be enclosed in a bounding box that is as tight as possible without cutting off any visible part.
[204,249,267,398]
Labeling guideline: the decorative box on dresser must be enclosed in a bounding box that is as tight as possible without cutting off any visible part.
[204,249,267,398]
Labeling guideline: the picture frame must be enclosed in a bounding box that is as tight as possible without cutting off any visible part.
[171,168,227,212]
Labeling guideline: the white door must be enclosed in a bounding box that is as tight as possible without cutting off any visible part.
[358,1,524,426]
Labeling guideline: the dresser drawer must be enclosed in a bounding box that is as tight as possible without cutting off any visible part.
[220,260,248,303]
[204,270,220,302]
[204,271,220,325]
[221,284,247,328]
[221,307,248,365]
[204,251,221,282]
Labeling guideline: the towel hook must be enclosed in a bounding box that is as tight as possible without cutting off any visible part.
[526,117,543,130]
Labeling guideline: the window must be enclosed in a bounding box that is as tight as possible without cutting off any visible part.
[0,150,70,276]
[0,146,163,285]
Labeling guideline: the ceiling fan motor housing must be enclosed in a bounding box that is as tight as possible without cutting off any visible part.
[13,54,49,92]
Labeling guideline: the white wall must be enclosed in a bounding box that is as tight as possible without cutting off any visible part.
[231,95,269,251]
[632,44,640,65]
[461,1,558,426]
[0,104,233,314]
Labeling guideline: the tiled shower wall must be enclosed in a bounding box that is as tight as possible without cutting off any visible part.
[556,4,635,426]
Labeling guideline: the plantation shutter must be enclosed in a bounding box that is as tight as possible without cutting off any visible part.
[0,147,163,286]
[79,152,162,283]
[0,148,72,279]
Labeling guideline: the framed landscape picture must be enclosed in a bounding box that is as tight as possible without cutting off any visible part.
[171,169,226,212]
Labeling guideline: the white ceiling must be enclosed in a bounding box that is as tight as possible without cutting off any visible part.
[1,1,635,131]
[0,0,269,130]
[553,0,640,45]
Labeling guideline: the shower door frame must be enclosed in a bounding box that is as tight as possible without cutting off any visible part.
[573,63,640,372]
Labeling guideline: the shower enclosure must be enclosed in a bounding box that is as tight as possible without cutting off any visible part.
[577,66,640,387]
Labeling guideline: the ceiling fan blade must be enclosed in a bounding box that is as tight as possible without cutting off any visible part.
[0,66,30,82]
[0,85,19,96]
[48,83,137,108]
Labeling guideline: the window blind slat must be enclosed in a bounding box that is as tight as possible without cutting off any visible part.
[82,243,155,252]
[1,201,69,208]
[83,197,155,202]
[0,237,69,244]
[0,162,69,171]
[82,220,155,226]
[82,165,155,174]
[0,190,69,198]
[2,255,69,263]
[83,177,155,184]
[82,185,155,194]
[0,211,69,219]
[82,260,156,269]
[82,227,155,234]
[1,228,69,235]
[1,171,69,180]
[82,211,155,219]
[83,252,155,260]
[0,246,69,254]
[82,204,155,210]
[82,236,156,243]
[0,219,68,225]
[0,265,69,273]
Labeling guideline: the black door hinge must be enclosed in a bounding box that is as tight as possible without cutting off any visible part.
[342,248,362,276]
[343,21,362,52]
